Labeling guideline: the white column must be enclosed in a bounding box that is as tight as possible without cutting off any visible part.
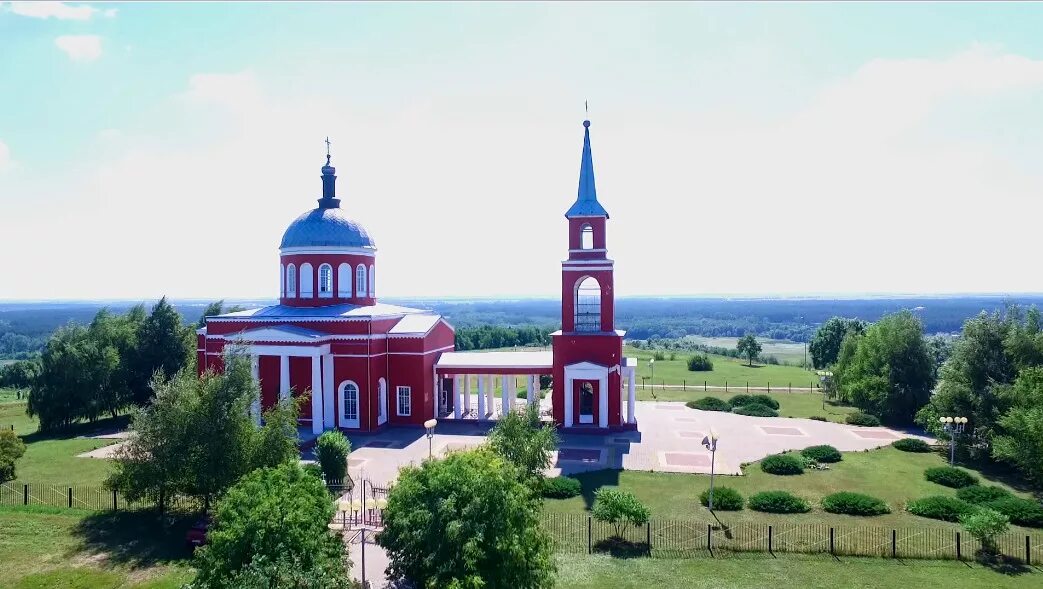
[310,355,323,435]
[564,374,574,427]
[486,375,494,414]
[527,374,536,406]
[477,375,486,418]
[433,373,439,420]
[250,355,261,425]
[464,375,472,415]
[279,355,290,400]
[627,367,636,425]
[453,375,462,419]
[501,375,512,415]
[599,374,609,429]
[322,354,335,429]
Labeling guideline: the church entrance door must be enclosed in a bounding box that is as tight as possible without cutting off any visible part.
[579,382,594,424]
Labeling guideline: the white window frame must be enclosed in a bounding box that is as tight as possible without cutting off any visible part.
[337,263,351,297]
[300,263,314,297]
[279,264,285,297]
[286,264,297,297]
[396,385,411,416]
[318,263,333,298]
[574,275,601,332]
[356,264,368,297]
[340,380,360,427]
[580,223,594,249]
[369,264,375,297]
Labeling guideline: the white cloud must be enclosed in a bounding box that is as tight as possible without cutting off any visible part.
[8,1,98,20]
[54,34,102,62]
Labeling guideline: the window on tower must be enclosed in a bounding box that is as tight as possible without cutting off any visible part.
[356,264,367,297]
[318,264,333,297]
[580,223,594,249]
[575,276,601,332]
[286,264,297,297]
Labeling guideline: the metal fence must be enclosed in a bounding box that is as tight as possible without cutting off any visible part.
[541,514,1043,564]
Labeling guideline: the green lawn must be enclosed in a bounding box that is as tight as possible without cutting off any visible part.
[627,346,819,390]
[642,389,857,422]
[555,553,1041,589]
[682,336,809,364]
[2,401,119,486]
[545,447,1039,532]
[0,506,195,589]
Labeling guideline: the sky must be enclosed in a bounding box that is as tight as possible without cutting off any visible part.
[2,2,1043,301]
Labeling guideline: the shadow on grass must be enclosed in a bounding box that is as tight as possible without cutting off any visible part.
[592,537,650,559]
[21,415,131,444]
[71,509,197,569]
[975,550,1033,576]
[559,469,622,511]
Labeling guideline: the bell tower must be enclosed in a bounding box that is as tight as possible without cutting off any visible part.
[551,118,626,430]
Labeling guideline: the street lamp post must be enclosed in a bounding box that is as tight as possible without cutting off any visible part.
[938,416,967,465]
[424,418,437,459]
[702,430,719,511]
[649,358,655,389]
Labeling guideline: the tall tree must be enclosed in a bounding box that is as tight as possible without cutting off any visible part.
[809,317,867,369]
[487,403,558,484]
[834,311,934,424]
[132,297,193,405]
[29,325,119,430]
[190,462,353,589]
[991,367,1043,485]
[736,334,762,367]
[377,449,555,589]
[198,300,226,328]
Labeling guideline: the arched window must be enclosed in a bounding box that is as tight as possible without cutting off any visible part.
[377,377,387,425]
[318,264,333,298]
[279,264,285,297]
[356,264,367,297]
[337,263,351,297]
[286,264,297,297]
[300,263,314,297]
[340,381,359,427]
[580,223,594,249]
[574,276,601,332]
[369,264,375,297]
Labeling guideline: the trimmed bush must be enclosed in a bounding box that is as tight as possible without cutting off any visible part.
[541,476,582,499]
[845,412,881,427]
[801,445,842,464]
[732,403,779,417]
[315,430,351,484]
[686,397,731,412]
[906,495,977,522]
[987,497,1043,528]
[924,466,978,489]
[955,484,1012,505]
[749,394,780,410]
[748,491,811,514]
[808,415,827,422]
[760,453,805,475]
[821,492,890,516]
[687,354,714,372]
[892,438,932,453]
[727,394,756,408]
[699,486,744,511]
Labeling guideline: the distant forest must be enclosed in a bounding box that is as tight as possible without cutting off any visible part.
[2,295,1042,359]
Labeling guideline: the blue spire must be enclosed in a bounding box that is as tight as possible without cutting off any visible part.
[565,119,609,218]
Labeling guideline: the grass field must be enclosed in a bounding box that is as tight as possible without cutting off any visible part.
[681,336,809,364]
[555,553,1041,589]
[626,346,819,390]
[639,390,857,423]
[544,447,1039,531]
[0,506,194,589]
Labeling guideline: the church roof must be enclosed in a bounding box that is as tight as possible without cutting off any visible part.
[565,120,609,219]
[280,153,376,250]
[210,302,429,320]
[388,314,443,335]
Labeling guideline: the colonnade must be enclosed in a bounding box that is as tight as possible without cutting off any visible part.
[437,374,543,420]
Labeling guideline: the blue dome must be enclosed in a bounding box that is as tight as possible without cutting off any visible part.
[280,206,376,249]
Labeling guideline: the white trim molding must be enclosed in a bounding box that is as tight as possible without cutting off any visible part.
[563,362,609,429]
[280,246,377,256]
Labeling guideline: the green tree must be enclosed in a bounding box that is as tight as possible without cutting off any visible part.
[0,429,27,483]
[314,430,351,484]
[809,317,867,369]
[190,462,352,589]
[591,488,651,538]
[834,311,934,424]
[487,403,559,484]
[0,359,39,390]
[132,297,193,406]
[29,324,120,430]
[991,367,1043,486]
[960,508,1009,556]
[198,301,226,328]
[377,449,554,589]
[736,334,762,367]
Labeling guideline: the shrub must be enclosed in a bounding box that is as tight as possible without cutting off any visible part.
[821,492,890,516]
[732,403,779,417]
[955,485,1012,505]
[652,351,666,361]
[699,486,744,511]
[0,429,27,483]
[727,394,755,408]
[592,489,651,538]
[748,491,811,514]
[987,497,1043,528]
[801,445,842,463]
[314,430,351,484]
[906,495,977,522]
[845,412,881,427]
[760,453,805,475]
[541,476,581,499]
[686,397,731,412]
[808,415,827,422]
[924,466,978,489]
[961,508,1009,554]
[892,438,932,453]
[302,463,324,480]
[749,394,780,410]
[687,354,714,372]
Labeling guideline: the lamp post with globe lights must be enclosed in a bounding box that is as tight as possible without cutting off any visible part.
[938,416,967,465]
[424,418,437,459]
[702,430,719,511]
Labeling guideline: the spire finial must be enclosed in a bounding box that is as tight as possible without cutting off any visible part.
[325,136,331,165]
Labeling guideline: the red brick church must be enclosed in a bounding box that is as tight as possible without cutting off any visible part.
[198,119,637,434]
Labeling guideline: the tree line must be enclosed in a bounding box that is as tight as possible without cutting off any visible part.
[454,324,553,351]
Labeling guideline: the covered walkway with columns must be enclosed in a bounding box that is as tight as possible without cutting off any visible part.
[434,351,553,421]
